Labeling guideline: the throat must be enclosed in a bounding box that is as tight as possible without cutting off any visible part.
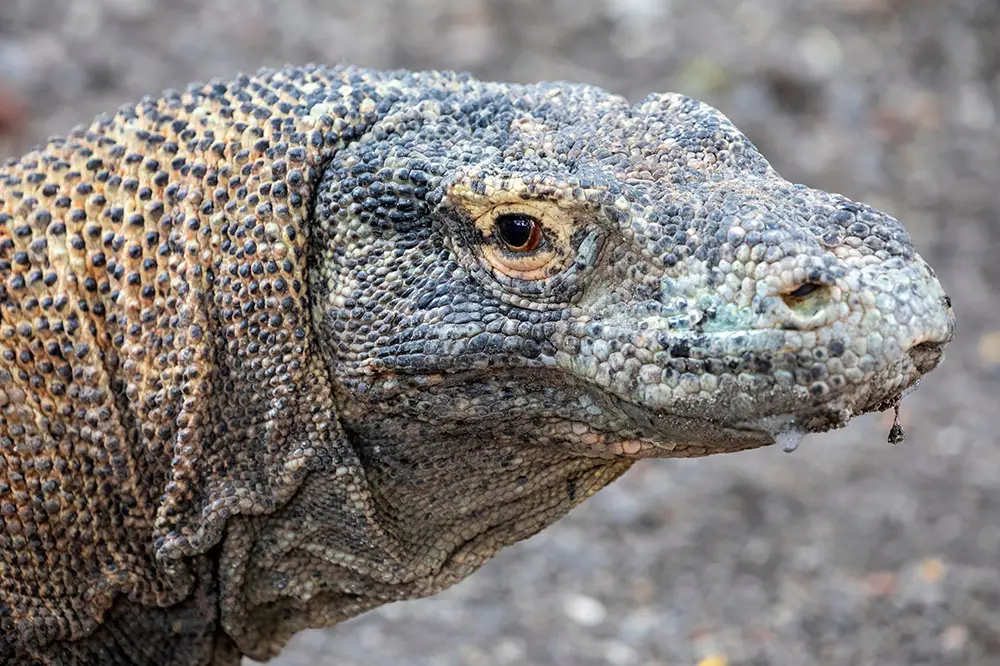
[344,417,632,574]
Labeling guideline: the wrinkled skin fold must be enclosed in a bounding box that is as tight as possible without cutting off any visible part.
[0,65,954,664]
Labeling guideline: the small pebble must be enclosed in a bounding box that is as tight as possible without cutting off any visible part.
[562,593,607,627]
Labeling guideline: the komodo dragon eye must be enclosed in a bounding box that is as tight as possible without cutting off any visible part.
[444,175,605,298]
[495,213,542,252]
[470,202,578,282]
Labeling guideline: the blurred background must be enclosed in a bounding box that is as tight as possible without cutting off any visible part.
[1,0,997,664]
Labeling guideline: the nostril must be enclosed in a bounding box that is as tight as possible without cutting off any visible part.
[780,282,833,317]
[787,282,821,298]
[908,340,945,373]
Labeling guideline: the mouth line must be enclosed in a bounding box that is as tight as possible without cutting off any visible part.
[355,352,923,453]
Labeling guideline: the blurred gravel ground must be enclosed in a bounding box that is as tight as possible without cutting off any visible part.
[1,1,998,664]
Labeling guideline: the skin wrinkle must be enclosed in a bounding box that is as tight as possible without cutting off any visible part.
[0,65,955,665]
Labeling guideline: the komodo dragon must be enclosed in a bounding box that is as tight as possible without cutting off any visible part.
[0,65,955,665]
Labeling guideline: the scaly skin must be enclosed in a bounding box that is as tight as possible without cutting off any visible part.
[0,65,955,665]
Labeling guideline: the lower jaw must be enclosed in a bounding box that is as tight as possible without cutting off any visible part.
[608,435,774,459]
[632,366,922,455]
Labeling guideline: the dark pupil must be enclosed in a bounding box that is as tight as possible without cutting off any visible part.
[496,214,535,248]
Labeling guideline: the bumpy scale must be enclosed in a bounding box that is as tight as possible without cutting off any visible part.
[0,65,955,665]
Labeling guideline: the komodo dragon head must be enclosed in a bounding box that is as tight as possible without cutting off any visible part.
[263,72,958,655]
[309,80,955,460]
